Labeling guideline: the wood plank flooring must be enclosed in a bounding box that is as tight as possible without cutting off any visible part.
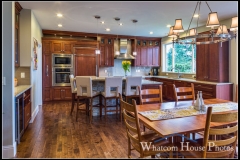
[15,101,141,158]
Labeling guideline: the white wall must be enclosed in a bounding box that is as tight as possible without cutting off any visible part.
[2,2,16,158]
[20,9,43,122]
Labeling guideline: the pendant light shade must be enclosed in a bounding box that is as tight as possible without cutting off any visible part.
[173,19,184,32]
[230,16,238,31]
[168,26,178,37]
[189,28,197,36]
[206,12,220,27]
[216,25,229,35]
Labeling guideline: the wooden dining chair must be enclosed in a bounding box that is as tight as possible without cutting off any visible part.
[119,93,173,158]
[172,83,195,102]
[138,85,163,105]
[176,107,238,158]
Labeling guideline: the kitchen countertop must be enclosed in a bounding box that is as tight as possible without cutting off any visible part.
[142,76,233,85]
[89,76,162,85]
[15,85,32,97]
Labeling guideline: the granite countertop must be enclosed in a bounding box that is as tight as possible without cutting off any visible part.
[142,76,233,85]
[90,76,162,85]
[15,85,32,97]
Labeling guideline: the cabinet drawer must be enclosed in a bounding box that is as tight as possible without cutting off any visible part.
[194,83,215,92]
[24,102,31,129]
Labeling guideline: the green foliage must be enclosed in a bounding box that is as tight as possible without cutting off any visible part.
[166,41,196,73]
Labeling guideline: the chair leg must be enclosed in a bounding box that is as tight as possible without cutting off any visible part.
[76,97,79,122]
[104,98,107,120]
[90,98,93,123]
[70,93,75,115]
[127,137,131,158]
[100,95,102,117]
[116,98,118,115]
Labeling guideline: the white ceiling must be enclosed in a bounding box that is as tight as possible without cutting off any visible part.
[19,1,238,38]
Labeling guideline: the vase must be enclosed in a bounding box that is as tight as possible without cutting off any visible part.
[124,70,127,76]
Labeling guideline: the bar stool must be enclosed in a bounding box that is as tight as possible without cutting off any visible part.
[101,77,123,120]
[122,76,142,103]
[75,76,101,123]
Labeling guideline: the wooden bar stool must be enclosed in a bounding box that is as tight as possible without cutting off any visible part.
[75,76,101,123]
[101,77,123,120]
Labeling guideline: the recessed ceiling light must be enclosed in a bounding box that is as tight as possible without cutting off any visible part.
[193,14,199,18]
[58,24,62,27]
[57,13,62,17]
[166,25,171,27]
[119,23,123,26]
[150,31,153,34]
[101,21,105,24]
[106,28,110,31]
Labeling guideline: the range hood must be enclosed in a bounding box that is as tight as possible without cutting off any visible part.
[114,39,135,59]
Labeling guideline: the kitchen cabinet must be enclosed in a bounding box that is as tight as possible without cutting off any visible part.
[153,77,233,101]
[42,41,52,102]
[15,87,31,144]
[99,38,114,67]
[74,48,97,76]
[24,88,31,129]
[52,87,72,100]
[196,37,229,82]
[147,46,160,66]
[132,39,160,67]
[52,41,73,53]
[15,2,22,67]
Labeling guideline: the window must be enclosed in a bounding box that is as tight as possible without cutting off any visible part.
[164,41,196,73]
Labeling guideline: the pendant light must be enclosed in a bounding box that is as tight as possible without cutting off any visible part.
[115,17,120,56]
[132,19,138,56]
[95,15,100,54]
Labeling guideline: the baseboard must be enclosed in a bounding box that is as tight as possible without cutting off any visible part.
[30,105,41,123]
[2,141,17,158]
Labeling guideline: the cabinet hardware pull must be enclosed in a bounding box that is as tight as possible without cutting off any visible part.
[46,65,49,77]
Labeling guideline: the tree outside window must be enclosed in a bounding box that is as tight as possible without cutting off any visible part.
[165,41,196,73]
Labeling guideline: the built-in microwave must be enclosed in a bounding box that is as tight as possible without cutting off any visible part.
[52,53,74,68]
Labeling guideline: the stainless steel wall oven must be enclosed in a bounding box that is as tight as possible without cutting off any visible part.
[52,53,74,86]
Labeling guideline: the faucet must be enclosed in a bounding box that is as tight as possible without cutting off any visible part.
[171,67,181,78]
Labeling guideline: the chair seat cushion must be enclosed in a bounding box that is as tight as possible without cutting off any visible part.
[81,90,100,97]
[72,88,77,93]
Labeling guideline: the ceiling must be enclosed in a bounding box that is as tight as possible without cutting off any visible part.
[19,1,238,38]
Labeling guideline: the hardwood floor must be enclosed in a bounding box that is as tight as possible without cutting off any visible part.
[15,101,141,158]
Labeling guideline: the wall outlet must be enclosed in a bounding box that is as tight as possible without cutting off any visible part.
[21,72,25,78]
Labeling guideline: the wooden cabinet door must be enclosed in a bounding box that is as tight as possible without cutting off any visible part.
[196,38,208,81]
[166,81,174,101]
[61,87,72,100]
[105,45,114,67]
[52,88,62,100]
[74,54,96,76]
[62,42,73,54]
[208,43,219,82]
[147,47,153,66]
[140,47,148,66]
[43,88,52,102]
[52,41,63,53]
[99,45,106,66]
[133,47,141,66]
[152,47,160,66]
[24,102,31,129]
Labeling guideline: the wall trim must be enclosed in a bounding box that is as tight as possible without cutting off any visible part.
[2,141,17,158]
[30,105,40,123]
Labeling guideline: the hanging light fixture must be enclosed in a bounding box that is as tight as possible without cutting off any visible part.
[171,1,238,45]
[132,19,138,56]
[95,15,101,54]
[115,17,120,56]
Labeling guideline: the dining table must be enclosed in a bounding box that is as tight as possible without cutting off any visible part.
[136,98,238,138]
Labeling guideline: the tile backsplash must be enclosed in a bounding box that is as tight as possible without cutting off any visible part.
[15,67,30,85]
[99,59,152,77]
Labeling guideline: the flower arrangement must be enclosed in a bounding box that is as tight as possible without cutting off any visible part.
[122,60,131,76]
